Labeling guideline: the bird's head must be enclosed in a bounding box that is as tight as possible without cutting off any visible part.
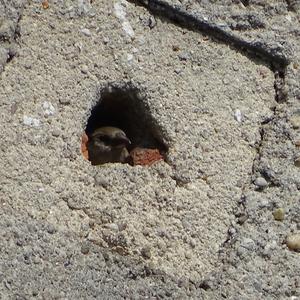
[90,126,131,149]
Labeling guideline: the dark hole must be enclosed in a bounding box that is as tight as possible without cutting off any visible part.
[240,0,249,6]
[85,83,168,165]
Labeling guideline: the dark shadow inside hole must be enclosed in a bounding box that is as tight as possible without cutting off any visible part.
[240,0,249,6]
[85,84,168,165]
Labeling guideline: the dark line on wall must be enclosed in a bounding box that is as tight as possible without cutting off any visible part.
[128,0,290,69]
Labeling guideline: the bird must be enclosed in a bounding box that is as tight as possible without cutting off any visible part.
[87,126,131,165]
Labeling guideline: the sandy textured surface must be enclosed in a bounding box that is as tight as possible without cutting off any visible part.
[0,0,299,299]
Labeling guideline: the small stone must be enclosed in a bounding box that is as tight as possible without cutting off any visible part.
[118,223,127,231]
[286,233,300,251]
[240,238,255,251]
[254,177,268,188]
[178,52,190,61]
[174,68,182,74]
[59,98,70,105]
[81,65,89,74]
[189,239,196,248]
[52,130,60,137]
[42,0,49,9]
[273,208,285,221]
[24,62,32,69]
[148,16,156,29]
[0,19,15,40]
[105,223,119,231]
[46,224,56,234]
[141,246,151,259]
[0,47,9,72]
[88,219,95,228]
[103,37,109,44]
[43,101,55,116]
[222,77,230,85]
[172,45,180,51]
[234,109,243,122]
[81,242,90,254]
[237,214,248,225]
[127,53,133,62]
[233,65,239,71]
[142,228,151,236]
[67,198,81,210]
[290,115,300,129]
[10,102,18,115]
[23,116,40,127]
[81,28,91,37]
[295,140,300,147]
[199,278,215,290]
[294,157,300,168]
[94,176,109,188]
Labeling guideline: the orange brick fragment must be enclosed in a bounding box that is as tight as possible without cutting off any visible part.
[81,132,89,160]
[130,147,163,166]
[42,0,49,9]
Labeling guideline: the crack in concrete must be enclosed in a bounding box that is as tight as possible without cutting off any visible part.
[128,0,289,107]
[128,0,290,69]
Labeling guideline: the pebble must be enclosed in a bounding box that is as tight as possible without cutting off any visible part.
[174,68,182,74]
[24,61,32,69]
[94,176,109,188]
[104,223,119,231]
[0,19,15,40]
[189,239,196,248]
[148,16,156,29]
[141,246,151,259]
[81,65,89,74]
[127,53,133,62]
[178,52,190,61]
[81,242,90,254]
[118,222,127,231]
[42,0,49,9]
[46,224,56,234]
[233,65,239,71]
[254,177,268,188]
[295,140,300,147]
[59,98,70,105]
[103,37,109,44]
[23,116,40,127]
[234,109,243,122]
[43,101,55,116]
[52,129,60,137]
[81,28,91,37]
[0,47,9,70]
[88,219,95,229]
[240,237,255,251]
[273,208,285,221]
[290,115,300,129]
[286,233,300,251]
[294,157,300,168]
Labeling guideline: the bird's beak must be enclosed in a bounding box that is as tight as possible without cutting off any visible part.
[123,137,131,145]
[117,136,131,147]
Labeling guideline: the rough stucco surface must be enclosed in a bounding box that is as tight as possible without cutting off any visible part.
[0,0,299,299]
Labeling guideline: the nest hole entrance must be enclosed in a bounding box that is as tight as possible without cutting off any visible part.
[83,85,168,166]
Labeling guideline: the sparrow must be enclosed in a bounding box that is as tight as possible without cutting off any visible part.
[87,126,131,165]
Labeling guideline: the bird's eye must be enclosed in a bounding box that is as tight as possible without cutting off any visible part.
[99,135,110,143]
